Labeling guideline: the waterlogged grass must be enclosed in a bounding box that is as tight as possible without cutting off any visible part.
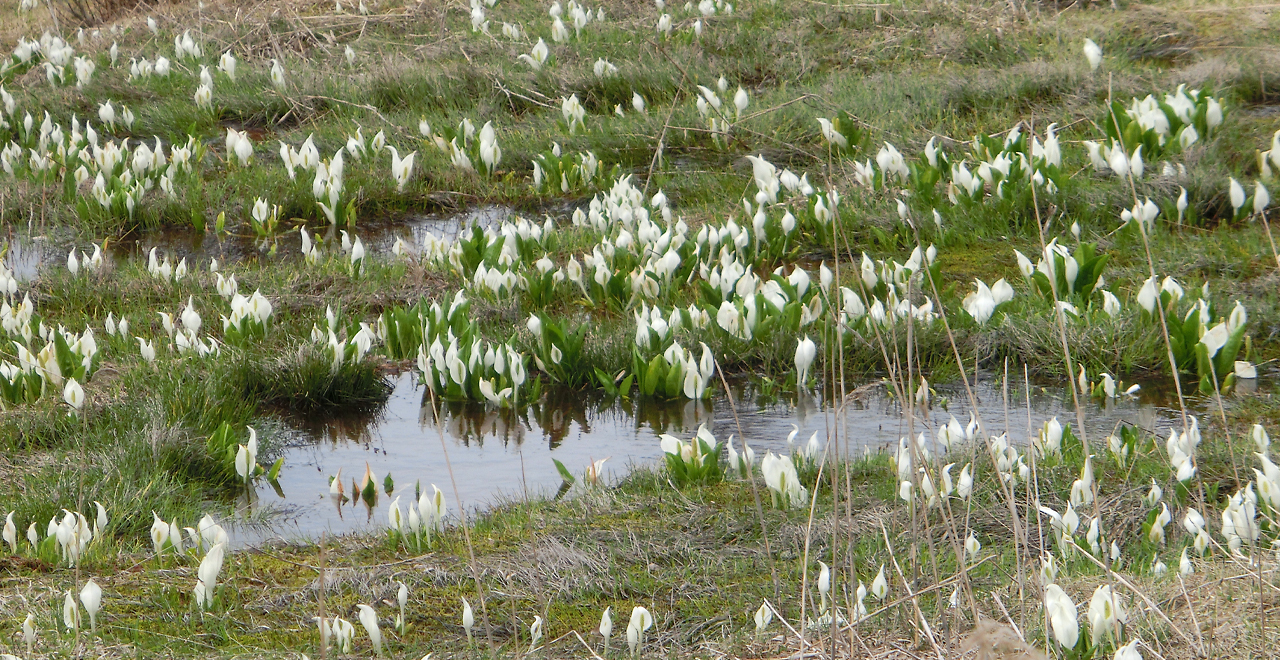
[0,0,1275,235]
[0,0,1279,656]
[0,414,1269,659]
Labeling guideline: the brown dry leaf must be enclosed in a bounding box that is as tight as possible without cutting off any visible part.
[960,619,1048,660]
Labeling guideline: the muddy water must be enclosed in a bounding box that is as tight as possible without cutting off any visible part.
[229,372,1172,547]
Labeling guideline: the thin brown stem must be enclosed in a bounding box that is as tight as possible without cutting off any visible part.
[427,389,497,657]
[715,362,780,603]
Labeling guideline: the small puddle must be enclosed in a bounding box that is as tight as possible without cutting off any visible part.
[109,204,516,267]
[229,372,1174,547]
[1,204,518,280]
[1,229,56,281]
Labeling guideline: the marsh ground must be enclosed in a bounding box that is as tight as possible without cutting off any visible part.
[1,0,1279,657]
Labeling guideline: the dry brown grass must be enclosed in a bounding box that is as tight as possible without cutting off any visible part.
[961,619,1049,660]
[0,0,1277,657]
[0,0,55,43]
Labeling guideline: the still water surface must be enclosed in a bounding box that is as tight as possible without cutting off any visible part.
[232,372,1171,546]
[0,211,1192,548]
[1,204,515,280]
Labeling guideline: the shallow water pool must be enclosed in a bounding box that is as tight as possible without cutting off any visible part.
[231,372,1171,546]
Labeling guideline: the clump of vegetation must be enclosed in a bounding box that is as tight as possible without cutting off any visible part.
[0,0,1278,657]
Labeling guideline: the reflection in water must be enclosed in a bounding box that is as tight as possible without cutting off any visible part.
[419,388,721,451]
[427,397,528,449]
[2,230,54,281]
[232,371,1175,547]
[2,205,517,281]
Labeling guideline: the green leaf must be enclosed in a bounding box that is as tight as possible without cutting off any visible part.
[552,458,576,485]
[664,361,684,398]
[594,368,618,396]
[1215,323,1247,380]
[644,356,663,396]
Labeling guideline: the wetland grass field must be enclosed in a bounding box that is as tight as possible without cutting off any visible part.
[1,0,1280,657]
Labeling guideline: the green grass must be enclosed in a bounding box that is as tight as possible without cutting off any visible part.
[0,407,1266,658]
[0,0,1274,533]
[0,0,1278,655]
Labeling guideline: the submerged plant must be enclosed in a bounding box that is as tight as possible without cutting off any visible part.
[659,425,723,485]
[633,341,714,400]
[527,312,591,388]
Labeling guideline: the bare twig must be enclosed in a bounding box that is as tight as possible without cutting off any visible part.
[880,522,945,660]
[715,361,781,603]
[298,95,392,125]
